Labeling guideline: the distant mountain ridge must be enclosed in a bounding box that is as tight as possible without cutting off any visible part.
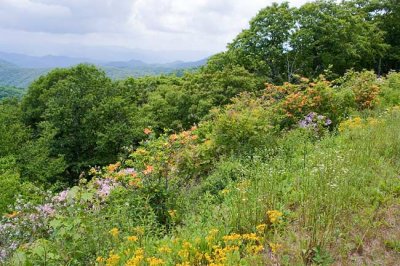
[0,52,208,88]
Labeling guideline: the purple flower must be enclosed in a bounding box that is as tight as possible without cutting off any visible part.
[95,179,118,199]
[299,120,308,128]
[36,204,55,217]
[325,119,332,126]
[52,190,69,203]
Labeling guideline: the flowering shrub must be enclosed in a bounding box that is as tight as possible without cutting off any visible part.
[338,70,380,110]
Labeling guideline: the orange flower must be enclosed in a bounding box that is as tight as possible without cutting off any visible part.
[143,165,154,175]
[169,134,178,141]
[5,211,19,218]
[107,162,121,173]
[144,128,152,135]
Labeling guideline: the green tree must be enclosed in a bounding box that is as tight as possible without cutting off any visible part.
[228,0,388,81]
[22,64,140,181]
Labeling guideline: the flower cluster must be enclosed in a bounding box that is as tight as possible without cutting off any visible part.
[299,112,332,129]
[97,209,285,266]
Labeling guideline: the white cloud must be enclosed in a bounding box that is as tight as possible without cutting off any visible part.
[0,0,310,61]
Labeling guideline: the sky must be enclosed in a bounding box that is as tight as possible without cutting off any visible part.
[0,0,309,62]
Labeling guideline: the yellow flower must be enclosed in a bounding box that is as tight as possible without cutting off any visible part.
[158,246,172,253]
[221,189,230,195]
[256,223,267,233]
[176,262,190,266]
[168,209,177,219]
[182,241,192,250]
[242,233,260,242]
[269,242,283,253]
[105,254,120,266]
[125,249,144,266]
[89,167,98,175]
[127,236,138,242]
[147,257,164,266]
[206,228,219,244]
[222,233,241,242]
[267,210,283,224]
[96,256,105,263]
[246,245,264,254]
[109,228,119,238]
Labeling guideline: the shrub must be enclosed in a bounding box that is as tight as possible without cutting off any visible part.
[379,71,400,107]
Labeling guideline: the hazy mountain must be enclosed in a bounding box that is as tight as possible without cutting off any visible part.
[0,52,101,68]
[0,52,208,89]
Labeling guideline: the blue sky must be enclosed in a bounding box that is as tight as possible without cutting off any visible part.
[0,0,309,61]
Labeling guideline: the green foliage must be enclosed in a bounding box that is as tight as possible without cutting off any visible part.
[228,0,388,82]
[0,99,29,157]
[210,93,276,155]
[380,71,400,106]
[0,156,20,214]
[22,65,140,180]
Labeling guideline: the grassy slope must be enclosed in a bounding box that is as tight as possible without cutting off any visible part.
[74,110,399,266]
[157,110,400,265]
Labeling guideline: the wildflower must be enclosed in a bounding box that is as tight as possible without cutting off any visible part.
[125,249,145,266]
[5,211,19,219]
[206,229,219,245]
[147,257,164,266]
[105,254,120,266]
[36,204,55,216]
[96,179,117,199]
[89,167,99,175]
[178,249,190,260]
[267,210,283,224]
[158,246,172,253]
[168,209,177,219]
[269,243,283,253]
[169,134,178,141]
[176,262,190,266]
[127,236,138,242]
[221,189,230,195]
[52,189,69,203]
[256,223,267,233]
[109,228,119,238]
[128,177,142,188]
[144,128,152,135]
[246,245,264,254]
[143,165,154,175]
[222,233,241,242]
[96,256,105,263]
[182,241,192,250]
[242,233,259,242]
[107,162,121,173]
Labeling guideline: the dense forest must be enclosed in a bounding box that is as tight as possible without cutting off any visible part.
[1,0,400,265]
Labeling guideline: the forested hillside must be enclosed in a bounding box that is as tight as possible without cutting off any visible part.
[1,0,400,265]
